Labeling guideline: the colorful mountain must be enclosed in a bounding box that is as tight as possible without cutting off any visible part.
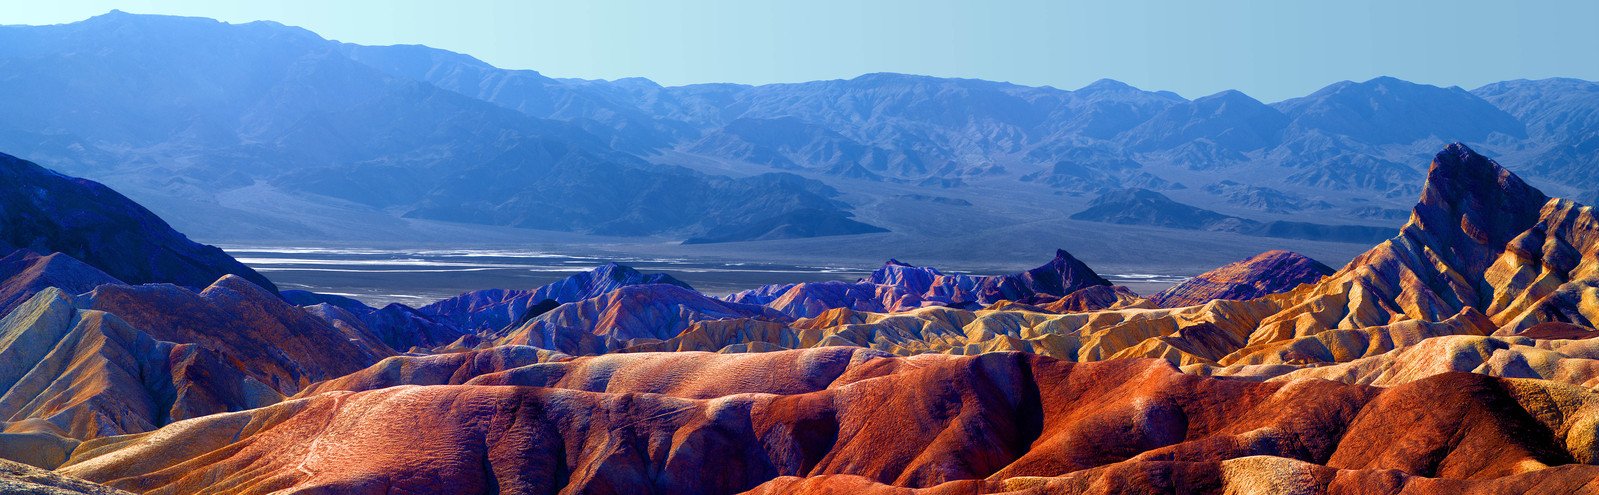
[52,352,1599,494]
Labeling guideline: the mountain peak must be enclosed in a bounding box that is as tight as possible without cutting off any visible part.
[1406,142,1550,276]
[1418,142,1547,222]
[1078,78,1135,93]
[1020,249,1111,296]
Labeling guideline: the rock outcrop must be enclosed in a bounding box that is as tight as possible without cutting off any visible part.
[729,250,1115,317]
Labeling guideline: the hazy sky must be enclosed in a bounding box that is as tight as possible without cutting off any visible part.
[6,0,1596,102]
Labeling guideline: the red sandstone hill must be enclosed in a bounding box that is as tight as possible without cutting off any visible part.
[53,351,1599,494]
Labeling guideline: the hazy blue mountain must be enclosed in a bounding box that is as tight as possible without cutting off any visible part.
[1203,181,1332,213]
[338,43,688,152]
[1071,188,1248,231]
[1474,78,1599,190]
[685,117,918,178]
[1119,90,1287,152]
[1473,78,1599,141]
[1274,76,1525,145]
[0,11,878,243]
[4,11,1599,250]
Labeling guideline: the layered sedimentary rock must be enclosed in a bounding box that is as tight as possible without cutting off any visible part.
[296,345,567,396]
[421,262,691,334]
[1039,285,1155,313]
[55,352,1599,494]
[1251,143,1567,343]
[0,153,275,292]
[78,276,393,394]
[21,143,1599,494]
[1151,250,1333,308]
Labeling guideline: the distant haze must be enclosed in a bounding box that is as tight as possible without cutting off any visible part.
[5,0,1598,102]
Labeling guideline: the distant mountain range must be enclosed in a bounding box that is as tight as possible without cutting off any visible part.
[2,11,1598,249]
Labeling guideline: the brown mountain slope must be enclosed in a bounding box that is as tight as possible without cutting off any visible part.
[55,352,1599,494]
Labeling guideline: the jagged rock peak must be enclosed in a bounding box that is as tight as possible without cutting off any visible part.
[1025,248,1112,295]
[1409,142,1550,272]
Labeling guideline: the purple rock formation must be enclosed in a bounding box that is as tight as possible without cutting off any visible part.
[421,262,692,334]
[1152,250,1333,308]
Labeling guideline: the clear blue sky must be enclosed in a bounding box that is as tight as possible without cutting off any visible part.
[5,0,1596,102]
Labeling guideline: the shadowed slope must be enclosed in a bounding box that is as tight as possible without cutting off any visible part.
[0,153,275,292]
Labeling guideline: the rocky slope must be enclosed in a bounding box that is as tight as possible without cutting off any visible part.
[0,458,128,495]
[500,284,791,354]
[727,249,1115,315]
[0,289,282,469]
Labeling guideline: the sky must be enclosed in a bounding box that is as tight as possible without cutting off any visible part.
[4,0,1597,102]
